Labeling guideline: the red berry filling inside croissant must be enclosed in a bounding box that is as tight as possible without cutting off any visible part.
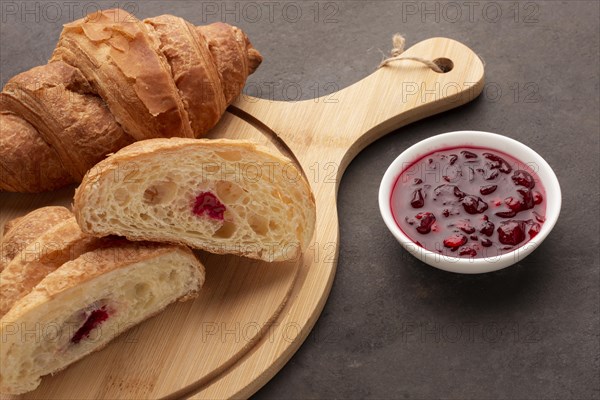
[193,191,226,220]
[70,305,111,344]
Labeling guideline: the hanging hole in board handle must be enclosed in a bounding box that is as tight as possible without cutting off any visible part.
[378,35,455,74]
[432,58,454,73]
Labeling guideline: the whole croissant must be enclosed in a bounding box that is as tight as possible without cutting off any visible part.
[0,9,262,193]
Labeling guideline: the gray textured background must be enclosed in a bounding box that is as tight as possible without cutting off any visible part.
[1,1,599,399]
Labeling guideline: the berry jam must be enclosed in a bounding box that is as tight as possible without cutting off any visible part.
[70,306,110,344]
[193,191,226,220]
[391,147,546,258]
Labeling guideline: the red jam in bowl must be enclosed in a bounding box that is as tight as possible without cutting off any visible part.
[391,147,546,258]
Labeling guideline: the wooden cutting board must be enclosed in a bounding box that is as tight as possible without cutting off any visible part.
[0,38,484,399]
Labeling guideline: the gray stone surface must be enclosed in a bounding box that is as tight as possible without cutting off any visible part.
[1,1,598,399]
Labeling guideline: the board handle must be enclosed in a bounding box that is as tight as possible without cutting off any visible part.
[231,37,484,168]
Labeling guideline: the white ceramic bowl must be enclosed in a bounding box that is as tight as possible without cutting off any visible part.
[379,131,561,274]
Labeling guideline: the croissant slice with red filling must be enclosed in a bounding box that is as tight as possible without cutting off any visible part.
[73,138,316,262]
[0,241,204,395]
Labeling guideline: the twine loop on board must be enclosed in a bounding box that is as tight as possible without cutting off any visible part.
[378,34,444,73]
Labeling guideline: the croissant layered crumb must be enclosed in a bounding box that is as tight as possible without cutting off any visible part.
[74,138,316,262]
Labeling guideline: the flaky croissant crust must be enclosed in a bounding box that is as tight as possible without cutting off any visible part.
[0,8,262,193]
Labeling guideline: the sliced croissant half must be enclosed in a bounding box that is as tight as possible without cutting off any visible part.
[0,240,204,395]
[73,138,316,261]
